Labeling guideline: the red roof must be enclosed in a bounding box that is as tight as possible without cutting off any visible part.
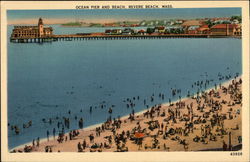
[201,25,209,28]
[197,25,210,31]
[211,24,236,29]
[105,29,112,33]
[138,29,145,33]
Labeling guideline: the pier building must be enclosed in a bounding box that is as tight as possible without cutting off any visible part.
[11,18,53,38]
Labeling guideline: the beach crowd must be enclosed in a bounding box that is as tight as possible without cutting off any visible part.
[10,72,242,152]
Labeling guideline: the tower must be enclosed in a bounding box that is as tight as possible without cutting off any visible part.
[38,18,44,37]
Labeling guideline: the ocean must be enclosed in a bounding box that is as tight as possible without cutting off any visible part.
[7,25,242,149]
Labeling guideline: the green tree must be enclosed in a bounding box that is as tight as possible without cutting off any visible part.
[146,28,155,34]
[205,19,214,28]
[230,15,242,23]
[169,28,176,34]
[180,28,184,34]
[175,28,181,34]
[164,29,170,34]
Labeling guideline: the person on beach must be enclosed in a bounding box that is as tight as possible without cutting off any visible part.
[45,146,49,152]
[223,140,227,151]
[32,139,35,147]
[36,137,40,147]
[69,131,72,140]
[47,130,50,141]
[53,128,56,140]
[82,139,87,150]
[238,136,242,144]
[89,134,94,143]
[78,142,83,152]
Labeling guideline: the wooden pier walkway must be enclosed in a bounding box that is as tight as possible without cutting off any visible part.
[10,34,232,43]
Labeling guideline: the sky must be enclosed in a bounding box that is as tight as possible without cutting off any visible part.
[7,8,241,25]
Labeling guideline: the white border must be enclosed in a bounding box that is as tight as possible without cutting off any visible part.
[1,1,249,162]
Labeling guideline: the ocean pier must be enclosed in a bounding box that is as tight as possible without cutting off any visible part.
[10,34,241,43]
[10,34,212,43]
[12,33,243,43]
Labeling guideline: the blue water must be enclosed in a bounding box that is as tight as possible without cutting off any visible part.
[7,25,242,149]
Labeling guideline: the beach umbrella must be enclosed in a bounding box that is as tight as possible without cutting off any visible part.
[135,132,144,138]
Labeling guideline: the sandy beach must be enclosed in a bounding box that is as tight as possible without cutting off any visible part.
[11,77,242,153]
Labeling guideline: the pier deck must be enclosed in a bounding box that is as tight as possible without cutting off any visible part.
[10,33,238,43]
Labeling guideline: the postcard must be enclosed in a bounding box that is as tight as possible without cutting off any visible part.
[1,1,249,162]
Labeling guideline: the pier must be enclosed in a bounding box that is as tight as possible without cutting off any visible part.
[10,34,227,43]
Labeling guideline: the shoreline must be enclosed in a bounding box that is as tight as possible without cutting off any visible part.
[11,76,241,152]
[10,79,223,150]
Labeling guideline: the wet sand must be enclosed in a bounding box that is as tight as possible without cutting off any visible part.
[12,78,242,152]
